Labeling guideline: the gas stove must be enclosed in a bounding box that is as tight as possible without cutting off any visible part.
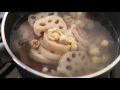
[0,12,21,78]
[0,12,120,78]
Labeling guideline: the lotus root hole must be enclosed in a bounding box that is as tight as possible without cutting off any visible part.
[72,53,76,58]
[66,65,72,70]
[39,23,46,26]
[40,31,44,36]
[67,58,71,62]
[38,52,41,54]
[55,20,59,24]
[31,16,36,19]
[48,13,54,16]
[59,26,63,29]
[51,51,55,53]
[48,19,52,23]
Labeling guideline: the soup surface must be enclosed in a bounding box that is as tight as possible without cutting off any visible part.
[10,12,118,77]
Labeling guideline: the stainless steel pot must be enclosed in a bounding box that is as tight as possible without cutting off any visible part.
[0,12,120,78]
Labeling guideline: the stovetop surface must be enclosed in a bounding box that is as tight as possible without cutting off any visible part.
[0,12,120,78]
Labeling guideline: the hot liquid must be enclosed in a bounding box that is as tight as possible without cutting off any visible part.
[10,12,118,77]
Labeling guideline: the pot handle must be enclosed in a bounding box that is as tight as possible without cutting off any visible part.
[0,42,13,67]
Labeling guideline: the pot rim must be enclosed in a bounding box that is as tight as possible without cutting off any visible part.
[1,12,120,78]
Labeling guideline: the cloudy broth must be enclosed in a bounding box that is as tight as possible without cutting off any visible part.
[10,12,118,77]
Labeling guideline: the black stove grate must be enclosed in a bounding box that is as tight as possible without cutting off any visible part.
[0,18,16,78]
